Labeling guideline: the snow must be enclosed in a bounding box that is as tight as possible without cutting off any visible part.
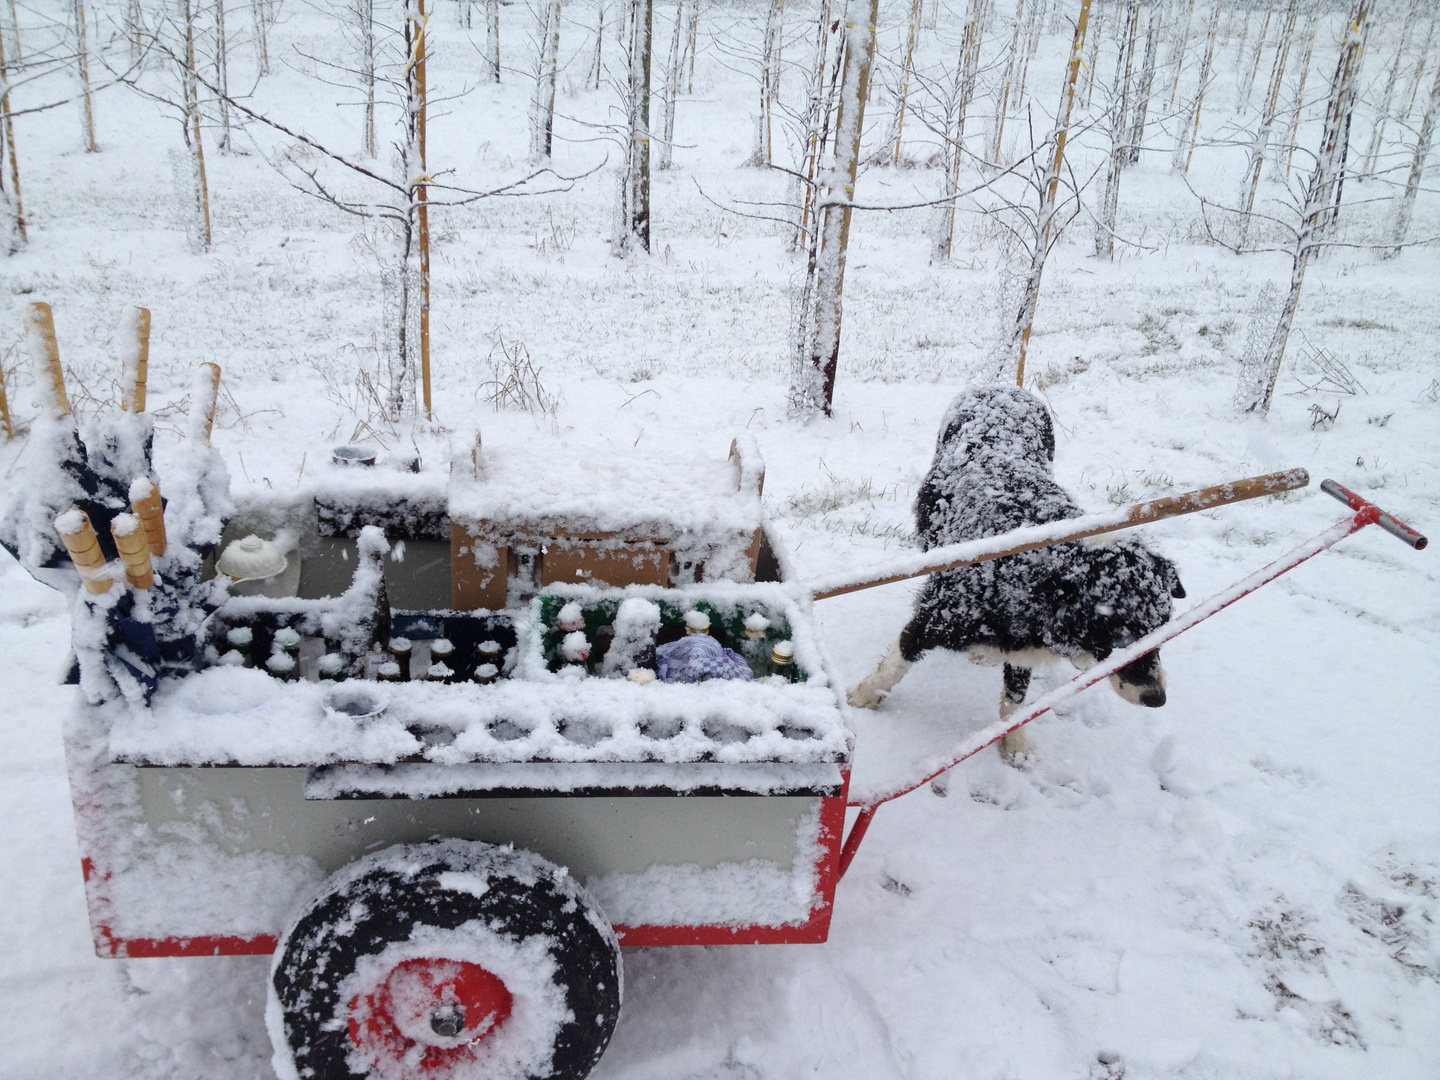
[1,1,1438,1078]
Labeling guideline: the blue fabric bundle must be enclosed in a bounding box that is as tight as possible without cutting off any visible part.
[655,634,754,683]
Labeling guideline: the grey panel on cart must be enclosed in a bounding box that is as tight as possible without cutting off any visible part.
[135,767,810,877]
[298,538,451,609]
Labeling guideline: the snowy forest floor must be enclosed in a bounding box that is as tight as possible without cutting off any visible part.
[2,2,1439,1078]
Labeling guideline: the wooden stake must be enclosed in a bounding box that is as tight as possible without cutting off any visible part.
[121,305,150,412]
[0,345,12,439]
[24,302,69,417]
[812,469,1310,600]
[191,362,221,442]
[130,478,166,557]
[54,509,112,594]
[110,513,153,589]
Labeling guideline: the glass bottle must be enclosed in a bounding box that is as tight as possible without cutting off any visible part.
[389,637,413,681]
[317,653,345,681]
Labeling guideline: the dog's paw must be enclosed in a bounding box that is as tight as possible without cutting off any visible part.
[998,728,1034,766]
[846,681,885,709]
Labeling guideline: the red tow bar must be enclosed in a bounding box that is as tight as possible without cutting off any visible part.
[837,479,1426,881]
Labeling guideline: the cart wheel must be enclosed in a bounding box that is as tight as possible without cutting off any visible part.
[267,839,622,1080]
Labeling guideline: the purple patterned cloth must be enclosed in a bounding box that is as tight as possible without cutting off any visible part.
[655,634,754,683]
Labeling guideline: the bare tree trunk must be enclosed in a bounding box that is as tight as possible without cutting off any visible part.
[591,0,605,88]
[617,0,653,252]
[1096,0,1139,257]
[753,0,784,164]
[1125,0,1161,164]
[1164,0,1195,108]
[887,0,923,165]
[1361,0,1421,177]
[1238,0,1296,249]
[1242,0,1368,416]
[253,0,270,76]
[1084,0,1104,108]
[0,16,23,247]
[182,0,212,250]
[129,0,143,61]
[8,0,20,63]
[358,0,377,155]
[1399,11,1435,120]
[1383,59,1439,257]
[1011,0,1045,128]
[530,0,561,157]
[1010,0,1092,385]
[399,0,433,421]
[488,0,502,80]
[75,0,97,152]
[215,0,232,151]
[1236,0,1274,113]
[1281,1,1317,180]
[937,0,985,259]
[789,0,881,417]
[793,0,842,252]
[990,0,1025,163]
[658,0,683,168]
[684,0,698,92]
[1173,0,1218,174]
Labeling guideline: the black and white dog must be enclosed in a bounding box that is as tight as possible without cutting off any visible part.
[847,386,1185,761]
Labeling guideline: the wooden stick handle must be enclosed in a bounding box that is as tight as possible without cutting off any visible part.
[0,348,12,440]
[54,509,113,594]
[189,362,221,443]
[811,469,1310,601]
[110,513,153,590]
[24,302,69,418]
[129,477,167,557]
[121,305,151,413]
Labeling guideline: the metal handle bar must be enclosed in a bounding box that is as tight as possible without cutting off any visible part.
[1320,479,1427,549]
[836,480,1425,881]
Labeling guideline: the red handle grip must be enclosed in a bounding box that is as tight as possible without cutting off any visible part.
[1321,479,1428,550]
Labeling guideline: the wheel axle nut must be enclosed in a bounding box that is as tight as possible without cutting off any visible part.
[430,1003,465,1038]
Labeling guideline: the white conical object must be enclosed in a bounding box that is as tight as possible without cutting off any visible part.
[217,535,288,582]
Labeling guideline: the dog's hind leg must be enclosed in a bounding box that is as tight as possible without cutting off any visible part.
[847,638,913,709]
[998,663,1034,763]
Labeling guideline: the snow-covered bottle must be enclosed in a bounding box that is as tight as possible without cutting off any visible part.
[768,641,797,682]
[389,637,413,681]
[742,613,771,678]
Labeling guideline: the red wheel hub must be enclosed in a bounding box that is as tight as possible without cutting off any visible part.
[349,957,514,1077]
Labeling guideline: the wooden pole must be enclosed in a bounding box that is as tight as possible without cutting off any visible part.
[410,0,432,421]
[121,305,150,412]
[811,468,1310,600]
[24,302,69,417]
[0,342,11,439]
[130,478,167,557]
[190,362,221,442]
[54,509,112,594]
[110,513,153,589]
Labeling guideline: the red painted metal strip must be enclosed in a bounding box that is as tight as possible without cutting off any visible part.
[613,902,834,946]
[836,807,876,881]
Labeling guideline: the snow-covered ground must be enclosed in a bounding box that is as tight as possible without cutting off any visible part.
[1,2,1438,1077]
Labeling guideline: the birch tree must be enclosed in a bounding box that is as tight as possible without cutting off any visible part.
[75,0,97,150]
[750,0,783,165]
[530,0,562,158]
[658,0,683,168]
[616,0,653,252]
[1382,58,1440,257]
[1237,0,1297,249]
[1123,0,1160,164]
[1361,0,1422,177]
[789,0,880,417]
[885,0,922,165]
[486,0,501,80]
[1172,0,1218,174]
[1229,0,1369,415]
[1095,0,1139,257]
[935,0,986,258]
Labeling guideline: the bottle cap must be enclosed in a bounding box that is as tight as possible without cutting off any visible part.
[218,650,246,667]
[474,663,499,680]
[273,627,302,650]
[377,661,402,680]
[317,654,344,676]
[430,638,454,657]
[744,613,771,637]
[266,653,297,675]
[627,667,657,684]
[561,631,590,663]
[389,637,413,653]
[478,639,502,655]
[770,641,795,663]
[557,602,585,632]
[684,610,710,633]
[427,662,454,680]
[227,626,254,647]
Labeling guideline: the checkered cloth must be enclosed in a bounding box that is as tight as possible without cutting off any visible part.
[655,634,754,683]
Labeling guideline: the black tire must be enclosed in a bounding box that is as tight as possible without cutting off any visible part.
[268,839,622,1080]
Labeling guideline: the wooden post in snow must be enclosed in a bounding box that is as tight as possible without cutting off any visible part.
[75,0,97,152]
[1009,0,1091,387]
[120,306,151,413]
[788,0,880,417]
[410,0,433,420]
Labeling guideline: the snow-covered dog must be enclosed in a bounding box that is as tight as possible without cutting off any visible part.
[847,386,1185,762]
